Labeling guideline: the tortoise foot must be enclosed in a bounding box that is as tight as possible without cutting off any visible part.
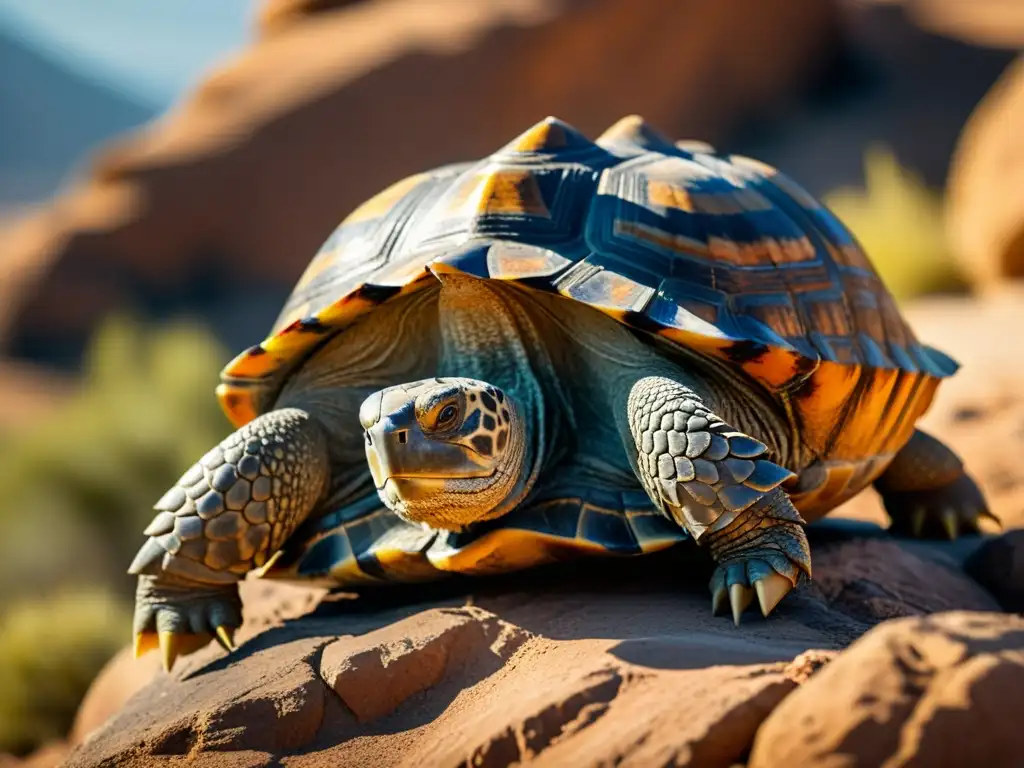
[705,492,810,625]
[133,575,241,672]
[885,473,1000,540]
[709,560,797,625]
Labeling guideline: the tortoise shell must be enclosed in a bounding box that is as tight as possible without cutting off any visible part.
[218,115,957,520]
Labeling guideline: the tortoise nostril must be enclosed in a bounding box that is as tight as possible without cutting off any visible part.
[365,432,372,446]
[396,430,408,444]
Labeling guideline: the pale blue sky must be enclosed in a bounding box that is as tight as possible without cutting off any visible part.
[0,0,252,105]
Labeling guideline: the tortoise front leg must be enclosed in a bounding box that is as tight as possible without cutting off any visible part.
[876,429,998,539]
[626,376,811,624]
[128,408,329,671]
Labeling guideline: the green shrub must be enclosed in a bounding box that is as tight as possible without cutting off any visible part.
[0,317,232,754]
[823,145,970,301]
[0,317,231,605]
[0,588,131,755]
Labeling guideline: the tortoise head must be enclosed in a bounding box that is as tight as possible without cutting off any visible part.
[359,377,523,529]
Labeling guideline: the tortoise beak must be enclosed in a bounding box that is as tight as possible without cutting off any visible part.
[361,385,495,495]
[363,401,418,489]
[364,413,489,489]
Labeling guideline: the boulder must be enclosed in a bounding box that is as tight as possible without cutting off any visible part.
[63,528,1005,767]
[69,646,162,745]
[749,611,1024,767]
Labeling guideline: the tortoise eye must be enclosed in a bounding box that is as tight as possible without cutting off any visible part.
[435,403,459,429]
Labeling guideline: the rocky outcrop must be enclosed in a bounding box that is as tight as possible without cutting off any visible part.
[0,0,839,367]
[41,292,1023,766]
[749,611,1024,767]
[318,607,530,724]
[947,56,1024,287]
[62,525,1011,767]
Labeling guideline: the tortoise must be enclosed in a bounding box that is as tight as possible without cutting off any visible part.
[130,115,995,671]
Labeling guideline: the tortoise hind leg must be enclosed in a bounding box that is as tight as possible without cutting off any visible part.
[876,429,998,540]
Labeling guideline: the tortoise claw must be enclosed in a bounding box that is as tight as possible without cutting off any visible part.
[887,473,996,539]
[134,631,159,659]
[910,507,926,538]
[940,508,959,541]
[729,583,753,626]
[753,571,792,617]
[711,584,728,617]
[133,576,242,671]
[980,508,1003,530]
[159,631,178,673]
[215,625,236,653]
[708,537,806,627]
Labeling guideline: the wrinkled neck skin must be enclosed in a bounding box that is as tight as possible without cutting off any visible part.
[437,273,567,523]
[277,288,441,510]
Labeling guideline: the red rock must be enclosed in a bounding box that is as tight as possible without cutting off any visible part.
[965,530,1024,612]
[0,0,839,365]
[809,538,1001,622]
[63,523,1009,767]
[64,637,328,766]
[319,606,530,723]
[749,611,1024,768]
[904,0,1024,48]
[782,649,838,685]
[69,646,161,745]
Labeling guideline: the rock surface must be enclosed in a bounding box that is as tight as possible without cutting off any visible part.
[69,646,162,745]
[749,611,1024,767]
[0,0,838,366]
[63,528,1008,767]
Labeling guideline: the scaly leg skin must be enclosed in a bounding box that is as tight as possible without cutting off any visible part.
[128,408,329,672]
[628,375,811,624]
[876,429,998,540]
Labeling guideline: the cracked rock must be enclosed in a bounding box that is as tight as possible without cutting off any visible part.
[319,607,530,723]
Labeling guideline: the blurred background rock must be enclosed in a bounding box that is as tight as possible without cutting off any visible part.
[0,0,1022,761]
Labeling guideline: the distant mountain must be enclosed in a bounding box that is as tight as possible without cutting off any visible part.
[0,24,156,208]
